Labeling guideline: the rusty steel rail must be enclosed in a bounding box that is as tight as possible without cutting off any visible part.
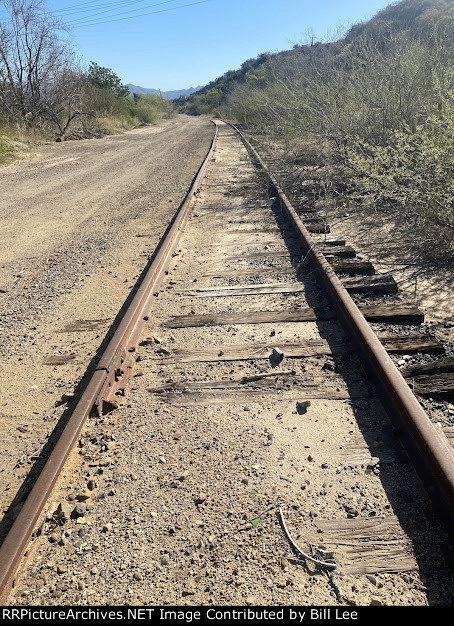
[230,123,454,530]
[0,121,218,603]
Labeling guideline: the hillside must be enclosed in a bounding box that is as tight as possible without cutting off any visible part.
[127,84,202,100]
[176,0,454,261]
[176,0,454,115]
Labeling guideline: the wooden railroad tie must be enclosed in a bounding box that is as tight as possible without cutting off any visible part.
[401,358,454,397]
[164,304,424,328]
[149,334,444,365]
[183,275,397,298]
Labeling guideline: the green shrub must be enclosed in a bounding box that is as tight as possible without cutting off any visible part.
[132,93,175,124]
[345,88,454,258]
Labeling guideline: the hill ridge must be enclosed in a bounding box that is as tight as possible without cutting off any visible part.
[127,84,202,100]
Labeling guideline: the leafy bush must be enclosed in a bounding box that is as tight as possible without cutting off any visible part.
[346,89,454,258]
[223,0,454,260]
[132,93,175,124]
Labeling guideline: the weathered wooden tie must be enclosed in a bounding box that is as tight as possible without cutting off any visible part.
[184,281,306,298]
[328,258,375,275]
[164,304,424,328]
[378,333,444,354]
[342,274,398,294]
[185,274,396,298]
[401,358,454,397]
[154,387,367,406]
[152,333,444,364]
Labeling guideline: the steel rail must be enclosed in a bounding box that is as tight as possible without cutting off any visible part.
[230,123,454,529]
[0,121,218,603]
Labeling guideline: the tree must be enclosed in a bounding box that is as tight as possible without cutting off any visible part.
[42,68,88,140]
[0,0,73,123]
[87,62,130,99]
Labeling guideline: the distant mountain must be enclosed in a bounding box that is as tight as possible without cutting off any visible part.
[126,84,202,100]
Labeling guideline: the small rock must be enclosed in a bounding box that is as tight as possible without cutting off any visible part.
[195,493,207,504]
[72,504,87,518]
[55,501,74,520]
[133,572,143,581]
[402,574,412,583]
[76,488,91,502]
[346,506,360,518]
[182,588,196,597]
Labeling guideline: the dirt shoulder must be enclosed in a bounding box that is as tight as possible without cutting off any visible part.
[0,115,215,529]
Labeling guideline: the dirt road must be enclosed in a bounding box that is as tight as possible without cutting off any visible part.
[0,115,214,532]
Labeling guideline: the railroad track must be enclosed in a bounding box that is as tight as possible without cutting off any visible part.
[1,120,454,605]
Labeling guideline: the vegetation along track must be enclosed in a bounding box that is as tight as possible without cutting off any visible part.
[2,120,454,606]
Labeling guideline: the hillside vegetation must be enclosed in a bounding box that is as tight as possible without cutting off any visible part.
[0,0,175,160]
[180,0,454,260]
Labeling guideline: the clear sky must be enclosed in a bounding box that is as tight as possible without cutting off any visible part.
[44,0,393,91]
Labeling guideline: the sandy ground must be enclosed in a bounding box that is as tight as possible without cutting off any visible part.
[0,115,215,535]
[318,202,454,342]
[8,122,454,607]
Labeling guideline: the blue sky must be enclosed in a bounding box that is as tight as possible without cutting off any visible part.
[45,0,393,91]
